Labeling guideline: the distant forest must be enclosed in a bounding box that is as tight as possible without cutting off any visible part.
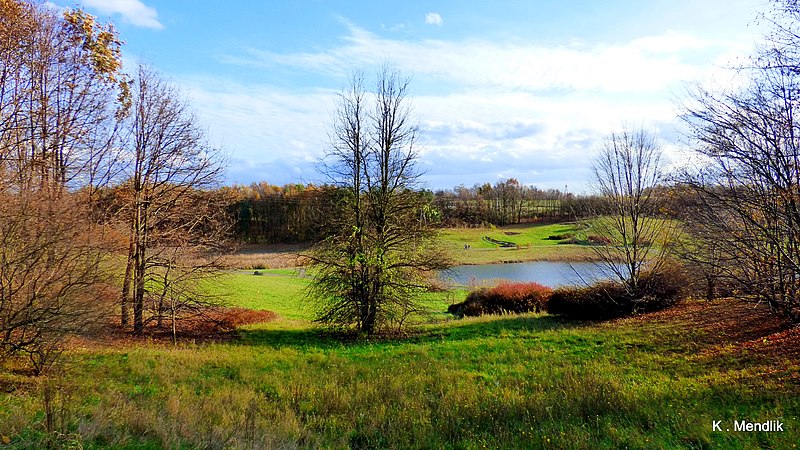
[223,179,609,243]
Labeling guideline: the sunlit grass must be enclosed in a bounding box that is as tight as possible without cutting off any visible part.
[204,270,311,319]
[2,304,797,449]
[439,222,600,265]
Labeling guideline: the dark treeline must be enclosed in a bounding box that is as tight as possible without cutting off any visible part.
[226,178,609,243]
[223,182,335,243]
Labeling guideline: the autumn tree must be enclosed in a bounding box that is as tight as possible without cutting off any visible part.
[588,126,674,297]
[309,67,450,335]
[120,64,230,336]
[681,51,800,320]
[0,1,128,193]
[0,1,128,371]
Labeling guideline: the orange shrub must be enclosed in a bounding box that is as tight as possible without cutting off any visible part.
[448,281,552,317]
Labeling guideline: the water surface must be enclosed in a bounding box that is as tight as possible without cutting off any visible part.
[442,261,618,288]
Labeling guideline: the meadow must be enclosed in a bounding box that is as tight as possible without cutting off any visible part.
[228,222,601,270]
[0,222,798,449]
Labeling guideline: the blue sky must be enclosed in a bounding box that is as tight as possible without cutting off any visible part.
[58,0,768,192]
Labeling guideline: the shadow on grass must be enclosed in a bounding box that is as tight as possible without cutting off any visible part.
[236,326,346,349]
[236,313,585,350]
[426,314,581,340]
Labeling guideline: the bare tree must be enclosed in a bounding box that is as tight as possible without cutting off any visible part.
[669,0,800,321]
[120,65,229,335]
[681,46,800,321]
[0,1,127,372]
[309,66,450,335]
[0,191,116,373]
[588,126,674,297]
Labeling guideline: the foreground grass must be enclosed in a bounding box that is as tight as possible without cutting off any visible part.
[1,294,798,449]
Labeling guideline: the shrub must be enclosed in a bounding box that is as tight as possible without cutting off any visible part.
[587,235,613,245]
[546,265,686,320]
[448,282,552,317]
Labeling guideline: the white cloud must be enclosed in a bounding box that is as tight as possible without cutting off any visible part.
[205,21,754,190]
[81,0,162,29]
[43,1,62,11]
[178,77,335,175]
[180,75,682,190]
[425,12,443,26]
[233,23,748,96]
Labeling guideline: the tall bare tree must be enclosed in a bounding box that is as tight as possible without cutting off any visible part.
[120,65,229,335]
[681,48,800,321]
[309,67,450,335]
[671,0,800,322]
[588,126,674,296]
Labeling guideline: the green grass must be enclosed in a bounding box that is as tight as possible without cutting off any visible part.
[1,232,797,448]
[1,302,797,449]
[440,222,580,249]
[439,222,600,265]
[204,270,460,323]
[207,270,311,320]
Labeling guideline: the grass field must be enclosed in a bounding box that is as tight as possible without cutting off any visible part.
[1,264,798,449]
[439,222,601,265]
[229,223,602,269]
[1,226,798,448]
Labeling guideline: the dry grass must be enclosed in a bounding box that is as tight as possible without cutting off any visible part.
[68,307,278,349]
[614,298,800,364]
[222,243,310,269]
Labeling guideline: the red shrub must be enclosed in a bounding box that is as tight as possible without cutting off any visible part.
[546,264,686,320]
[448,281,552,317]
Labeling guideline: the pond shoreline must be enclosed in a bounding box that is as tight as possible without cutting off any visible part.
[442,260,620,288]
[452,246,604,266]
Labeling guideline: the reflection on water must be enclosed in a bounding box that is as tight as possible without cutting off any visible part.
[441,261,618,288]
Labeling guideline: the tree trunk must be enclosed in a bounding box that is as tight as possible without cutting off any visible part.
[705,276,716,302]
[120,235,135,328]
[171,301,177,345]
[133,246,145,334]
[132,201,146,334]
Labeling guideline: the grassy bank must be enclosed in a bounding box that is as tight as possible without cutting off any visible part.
[1,265,798,448]
[439,222,600,265]
[225,222,601,269]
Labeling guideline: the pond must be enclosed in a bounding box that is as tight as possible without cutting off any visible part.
[441,261,619,288]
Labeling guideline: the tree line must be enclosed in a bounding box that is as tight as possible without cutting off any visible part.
[224,180,610,243]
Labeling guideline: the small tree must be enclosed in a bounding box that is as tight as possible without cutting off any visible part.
[588,126,674,297]
[0,190,114,374]
[309,67,450,335]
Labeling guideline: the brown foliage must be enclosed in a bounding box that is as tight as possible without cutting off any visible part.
[0,191,116,373]
[448,281,552,317]
[546,264,686,320]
